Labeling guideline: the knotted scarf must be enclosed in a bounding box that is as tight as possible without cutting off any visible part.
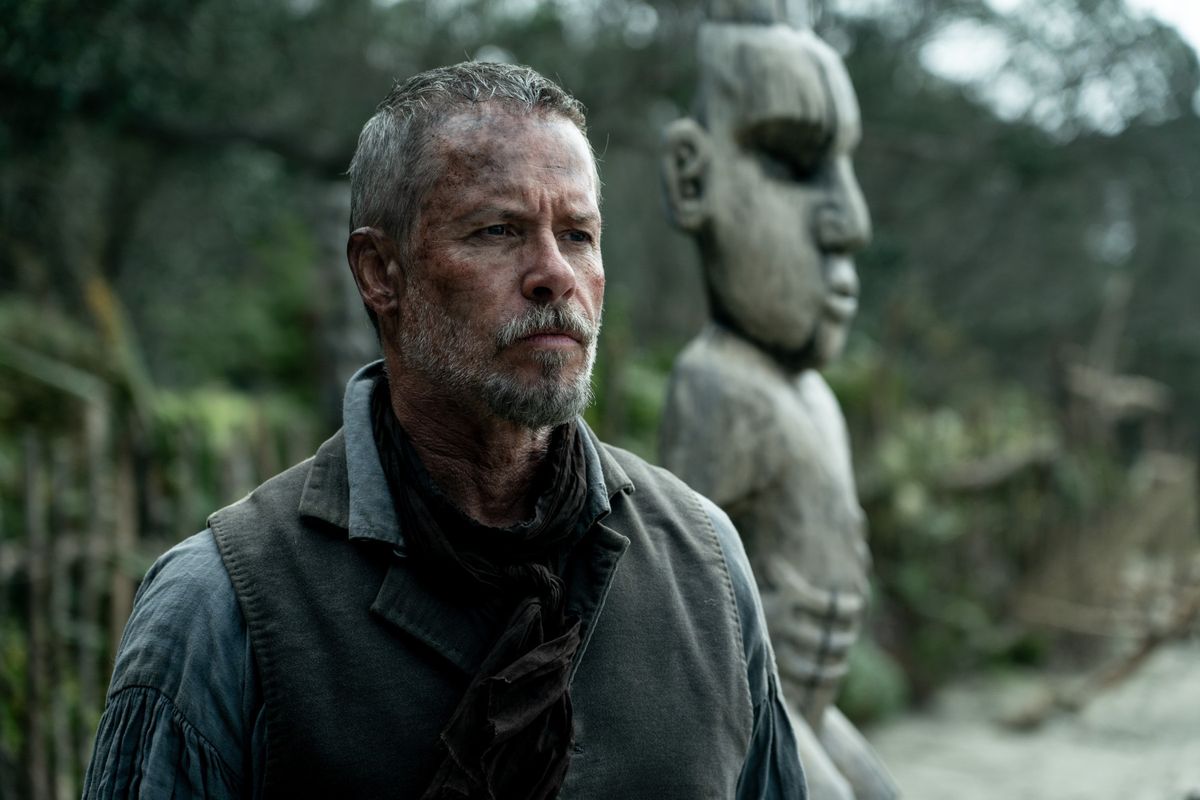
[370,379,588,800]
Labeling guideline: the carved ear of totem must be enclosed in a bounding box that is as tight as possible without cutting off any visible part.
[660,118,712,233]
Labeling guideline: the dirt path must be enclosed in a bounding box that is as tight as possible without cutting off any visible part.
[866,637,1200,799]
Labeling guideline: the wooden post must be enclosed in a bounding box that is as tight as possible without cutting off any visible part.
[49,439,74,799]
[254,412,278,489]
[24,433,51,800]
[221,430,255,508]
[108,435,137,666]
[77,398,109,773]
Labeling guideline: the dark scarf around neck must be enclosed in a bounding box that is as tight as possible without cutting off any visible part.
[370,377,589,800]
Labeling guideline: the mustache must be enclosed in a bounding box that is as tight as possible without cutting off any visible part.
[495,303,599,350]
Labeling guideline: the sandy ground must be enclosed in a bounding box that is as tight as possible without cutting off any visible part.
[866,637,1200,800]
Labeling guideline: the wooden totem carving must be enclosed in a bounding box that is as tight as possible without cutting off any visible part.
[659,3,898,796]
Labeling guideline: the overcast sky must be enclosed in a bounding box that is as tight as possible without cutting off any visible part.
[1123,0,1200,55]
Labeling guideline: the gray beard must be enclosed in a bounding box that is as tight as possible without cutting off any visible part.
[398,287,598,429]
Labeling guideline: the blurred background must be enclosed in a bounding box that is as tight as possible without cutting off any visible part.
[2,0,1198,796]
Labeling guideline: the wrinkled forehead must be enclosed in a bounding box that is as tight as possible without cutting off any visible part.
[698,24,861,145]
[429,104,601,194]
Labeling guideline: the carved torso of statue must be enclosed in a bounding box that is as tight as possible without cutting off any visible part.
[658,13,899,800]
[662,324,869,728]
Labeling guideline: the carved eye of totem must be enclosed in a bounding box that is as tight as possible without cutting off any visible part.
[740,119,830,184]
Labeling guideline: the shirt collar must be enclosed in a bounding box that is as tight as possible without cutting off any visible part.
[299,360,633,549]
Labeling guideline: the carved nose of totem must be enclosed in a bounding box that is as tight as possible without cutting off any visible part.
[815,159,872,254]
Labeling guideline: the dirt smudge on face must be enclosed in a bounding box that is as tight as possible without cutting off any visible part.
[410,103,587,277]
[411,105,524,266]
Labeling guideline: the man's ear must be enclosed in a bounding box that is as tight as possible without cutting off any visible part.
[660,118,711,233]
[347,227,403,320]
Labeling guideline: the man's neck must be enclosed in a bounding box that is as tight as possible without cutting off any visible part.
[384,369,554,528]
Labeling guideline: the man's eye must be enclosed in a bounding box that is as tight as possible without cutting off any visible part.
[563,230,592,243]
[482,224,508,236]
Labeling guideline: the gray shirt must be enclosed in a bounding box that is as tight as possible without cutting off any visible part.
[82,363,805,798]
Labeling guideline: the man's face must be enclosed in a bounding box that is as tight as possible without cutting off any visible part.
[701,26,871,367]
[393,106,604,429]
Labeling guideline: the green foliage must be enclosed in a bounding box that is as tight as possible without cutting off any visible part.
[0,619,28,748]
[119,163,322,394]
[837,3,1200,413]
[829,320,1133,695]
[838,636,910,725]
[585,293,679,461]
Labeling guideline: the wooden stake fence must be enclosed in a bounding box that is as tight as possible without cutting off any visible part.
[3,389,315,798]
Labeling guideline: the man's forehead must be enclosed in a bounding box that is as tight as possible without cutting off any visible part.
[430,105,583,154]
[419,105,601,217]
[429,106,597,179]
[432,104,521,139]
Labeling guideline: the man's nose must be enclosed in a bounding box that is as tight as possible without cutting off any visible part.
[815,158,872,254]
[521,230,577,304]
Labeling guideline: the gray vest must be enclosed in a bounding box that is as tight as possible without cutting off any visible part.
[211,428,753,799]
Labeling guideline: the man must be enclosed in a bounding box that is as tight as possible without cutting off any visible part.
[658,12,898,800]
[84,62,805,799]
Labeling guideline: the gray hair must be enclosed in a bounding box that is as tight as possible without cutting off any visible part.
[348,61,590,257]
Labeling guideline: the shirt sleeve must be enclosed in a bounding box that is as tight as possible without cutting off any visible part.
[701,496,808,800]
[82,530,263,800]
[83,685,239,799]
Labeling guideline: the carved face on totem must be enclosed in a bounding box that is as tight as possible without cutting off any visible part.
[662,24,871,367]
